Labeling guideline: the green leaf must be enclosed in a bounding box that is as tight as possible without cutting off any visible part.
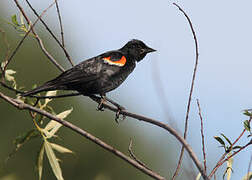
[221,133,232,146]
[244,120,251,132]
[6,129,39,161]
[50,143,74,154]
[38,143,45,180]
[11,14,19,26]
[44,140,64,180]
[13,129,39,150]
[243,110,252,117]
[214,136,225,146]
[232,146,242,150]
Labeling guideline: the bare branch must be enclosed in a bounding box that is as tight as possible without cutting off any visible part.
[25,0,74,67]
[0,85,208,179]
[197,99,207,173]
[172,3,200,179]
[3,1,56,74]
[128,139,152,171]
[0,92,165,180]
[13,0,65,72]
[55,0,65,48]
[89,96,209,180]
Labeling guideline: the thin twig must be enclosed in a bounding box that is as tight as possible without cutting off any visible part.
[0,88,209,179]
[1,80,208,179]
[197,99,207,173]
[55,0,65,47]
[211,139,252,177]
[0,81,23,94]
[172,3,200,179]
[3,1,56,74]
[1,79,204,178]
[89,96,209,180]
[0,92,165,180]
[128,139,152,171]
[208,117,252,178]
[13,0,65,72]
[25,0,74,67]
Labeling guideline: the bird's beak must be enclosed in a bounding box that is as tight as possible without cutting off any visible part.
[145,47,156,53]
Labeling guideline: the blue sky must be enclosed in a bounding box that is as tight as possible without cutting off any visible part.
[3,0,252,179]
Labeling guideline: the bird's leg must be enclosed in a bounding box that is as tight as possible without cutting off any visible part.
[97,95,106,111]
[88,94,105,111]
[102,95,126,123]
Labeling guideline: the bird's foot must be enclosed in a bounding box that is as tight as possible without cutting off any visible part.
[115,105,126,123]
[96,97,105,111]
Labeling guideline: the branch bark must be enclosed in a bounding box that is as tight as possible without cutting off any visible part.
[0,92,165,180]
[172,3,200,179]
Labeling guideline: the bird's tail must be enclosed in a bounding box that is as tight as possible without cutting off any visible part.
[22,81,56,97]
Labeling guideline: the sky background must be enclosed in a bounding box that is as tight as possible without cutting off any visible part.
[1,0,252,179]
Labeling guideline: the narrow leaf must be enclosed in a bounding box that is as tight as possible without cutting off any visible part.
[11,14,19,26]
[51,143,74,154]
[56,108,73,119]
[243,110,252,117]
[214,136,225,146]
[44,140,64,180]
[221,133,232,146]
[244,120,251,132]
[232,146,242,150]
[38,143,45,180]
[43,108,73,138]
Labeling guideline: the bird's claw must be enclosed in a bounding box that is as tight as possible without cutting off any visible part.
[96,98,105,111]
[115,106,126,123]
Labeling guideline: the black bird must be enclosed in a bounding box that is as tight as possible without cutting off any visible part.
[22,39,155,118]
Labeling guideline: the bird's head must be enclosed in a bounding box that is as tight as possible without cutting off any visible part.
[120,39,156,62]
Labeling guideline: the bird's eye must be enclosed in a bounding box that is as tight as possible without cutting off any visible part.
[140,49,145,54]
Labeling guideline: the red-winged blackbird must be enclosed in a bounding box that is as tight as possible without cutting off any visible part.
[23,39,155,97]
[22,39,155,118]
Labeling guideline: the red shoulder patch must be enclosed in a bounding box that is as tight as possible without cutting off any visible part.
[103,56,126,66]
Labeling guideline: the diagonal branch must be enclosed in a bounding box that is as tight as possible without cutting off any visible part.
[3,1,56,74]
[55,0,65,48]
[197,99,207,173]
[13,0,65,72]
[128,139,152,171]
[0,92,165,180]
[172,3,200,179]
[25,0,74,67]
[0,89,209,180]
[89,95,209,180]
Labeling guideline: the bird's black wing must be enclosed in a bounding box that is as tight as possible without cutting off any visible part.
[45,57,102,88]
[22,57,101,96]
